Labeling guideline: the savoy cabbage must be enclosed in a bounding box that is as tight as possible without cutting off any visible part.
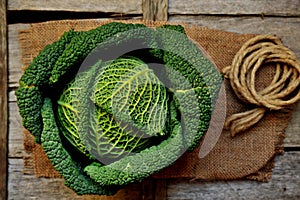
[16,22,223,195]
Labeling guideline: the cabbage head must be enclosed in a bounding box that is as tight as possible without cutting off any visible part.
[57,57,169,161]
[16,22,223,195]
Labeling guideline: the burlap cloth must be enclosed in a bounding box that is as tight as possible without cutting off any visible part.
[20,19,289,184]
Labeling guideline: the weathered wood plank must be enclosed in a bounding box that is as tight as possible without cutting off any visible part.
[8,23,29,88]
[8,152,300,199]
[8,0,142,14]
[142,0,168,21]
[8,91,25,158]
[7,158,144,200]
[142,179,155,200]
[0,0,7,199]
[139,178,167,200]
[155,179,167,200]
[8,0,300,16]
[7,23,30,159]
[286,103,300,147]
[169,16,300,58]
[167,152,300,200]
[168,0,300,16]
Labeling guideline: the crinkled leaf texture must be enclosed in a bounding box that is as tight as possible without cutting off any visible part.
[92,57,168,137]
[16,22,223,195]
[88,57,169,161]
[41,98,119,195]
[58,57,169,161]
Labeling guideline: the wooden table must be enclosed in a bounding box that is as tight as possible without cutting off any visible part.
[1,0,300,199]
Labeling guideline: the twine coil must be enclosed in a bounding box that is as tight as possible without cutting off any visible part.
[222,35,300,137]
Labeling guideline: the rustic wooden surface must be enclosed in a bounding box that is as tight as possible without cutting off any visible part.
[5,0,300,199]
[143,0,168,21]
[168,0,300,16]
[8,0,142,14]
[0,0,7,199]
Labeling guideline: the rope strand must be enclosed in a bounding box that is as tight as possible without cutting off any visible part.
[222,35,300,137]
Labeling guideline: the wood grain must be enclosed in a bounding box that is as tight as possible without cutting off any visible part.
[8,24,29,89]
[286,103,300,147]
[155,180,167,200]
[8,0,300,17]
[168,0,300,16]
[6,0,300,199]
[142,0,168,21]
[8,0,142,14]
[8,159,144,200]
[8,152,300,199]
[0,0,7,199]
[8,97,25,158]
[167,152,300,200]
[169,16,300,58]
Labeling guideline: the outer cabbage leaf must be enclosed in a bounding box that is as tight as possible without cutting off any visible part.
[156,25,223,150]
[16,29,80,143]
[15,83,43,142]
[49,22,155,84]
[41,98,119,195]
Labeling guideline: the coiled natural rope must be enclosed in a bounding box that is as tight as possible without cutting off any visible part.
[222,35,300,137]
